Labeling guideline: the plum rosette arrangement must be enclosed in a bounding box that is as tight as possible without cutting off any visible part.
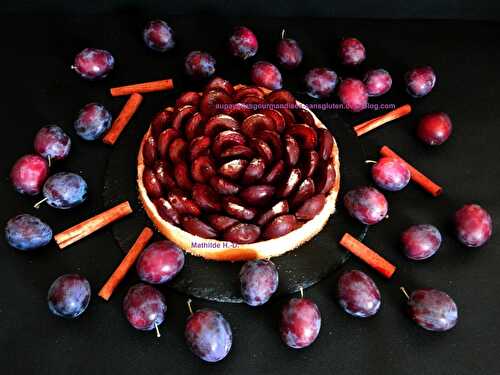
[137,78,340,261]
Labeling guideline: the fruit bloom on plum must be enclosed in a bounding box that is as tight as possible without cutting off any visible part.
[229,26,258,60]
[344,186,388,225]
[10,154,49,196]
[454,204,493,247]
[251,61,282,90]
[363,69,392,97]
[337,78,368,112]
[34,125,71,162]
[47,274,91,318]
[280,297,321,349]
[417,112,453,146]
[185,51,216,79]
[5,214,52,250]
[43,172,88,209]
[74,103,112,141]
[123,283,167,331]
[371,157,411,191]
[136,240,185,284]
[401,224,442,260]
[339,37,366,66]
[143,20,175,52]
[337,270,381,318]
[276,38,303,69]
[239,259,279,306]
[407,288,458,332]
[405,66,436,97]
[305,68,338,98]
[73,48,114,80]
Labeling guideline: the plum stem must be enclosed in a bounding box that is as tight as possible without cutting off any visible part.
[281,29,285,39]
[299,286,304,298]
[154,322,161,338]
[400,286,410,300]
[48,155,52,168]
[34,197,48,209]
[187,299,193,315]
[364,160,377,164]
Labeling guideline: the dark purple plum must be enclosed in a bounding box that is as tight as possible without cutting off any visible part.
[371,157,411,191]
[454,204,493,247]
[239,259,279,306]
[405,66,436,97]
[185,308,232,362]
[338,78,368,112]
[185,51,216,79]
[276,38,303,69]
[417,112,453,146]
[339,37,366,66]
[136,240,185,284]
[34,125,71,162]
[74,103,112,141]
[5,214,52,250]
[72,48,114,80]
[251,61,282,90]
[337,270,381,318]
[406,288,458,332]
[123,283,167,331]
[47,274,91,318]
[280,297,321,349]
[305,68,338,98]
[143,20,175,52]
[10,154,49,195]
[344,186,388,225]
[229,26,258,60]
[42,172,88,209]
[401,224,442,260]
[363,69,392,97]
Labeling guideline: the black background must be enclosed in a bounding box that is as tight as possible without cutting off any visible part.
[1,3,500,375]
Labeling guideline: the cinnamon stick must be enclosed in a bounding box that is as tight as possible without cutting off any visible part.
[354,104,412,136]
[102,93,143,145]
[54,201,133,249]
[110,79,174,97]
[98,227,154,301]
[339,233,396,278]
[380,145,443,197]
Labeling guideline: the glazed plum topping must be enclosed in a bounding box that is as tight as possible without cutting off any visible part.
[405,66,436,97]
[185,51,216,79]
[276,38,303,69]
[454,204,492,247]
[136,240,185,284]
[229,26,258,59]
[5,214,52,250]
[10,154,49,195]
[401,224,442,260]
[337,270,381,318]
[34,125,71,162]
[339,37,366,66]
[406,289,458,332]
[417,112,453,146]
[305,68,338,98]
[143,81,338,243]
[344,186,388,225]
[143,20,175,52]
[74,103,112,141]
[338,78,368,112]
[371,157,411,191]
[363,69,392,97]
[123,284,167,331]
[73,48,114,80]
[240,259,279,306]
[185,309,232,362]
[280,297,321,349]
[48,274,91,318]
[251,61,282,90]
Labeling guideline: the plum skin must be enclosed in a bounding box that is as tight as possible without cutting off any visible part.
[229,26,258,60]
[43,172,88,209]
[401,224,442,260]
[417,112,453,146]
[10,154,49,196]
[371,157,411,191]
[305,68,338,99]
[73,48,114,80]
[363,69,392,97]
[136,240,185,284]
[239,259,279,306]
[123,283,167,331]
[407,289,458,332]
[34,125,71,161]
[5,214,52,250]
[405,66,436,97]
[251,61,282,90]
[143,20,175,52]
[454,204,493,247]
[339,37,366,66]
[47,274,91,318]
[343,186,388,225]
[74,103,112,141]
[185,309,232,362]
[337,270,381,318]
[276,38,303,69]
[280,297,321,349]
[185,51,216,79]
[337,78,368,112]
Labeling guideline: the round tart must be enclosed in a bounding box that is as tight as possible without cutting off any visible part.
[137,79,340,261]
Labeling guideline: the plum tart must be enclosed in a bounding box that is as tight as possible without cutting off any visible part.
[138,78,340,261]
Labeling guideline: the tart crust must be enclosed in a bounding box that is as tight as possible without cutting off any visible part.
[137,91,340,261]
